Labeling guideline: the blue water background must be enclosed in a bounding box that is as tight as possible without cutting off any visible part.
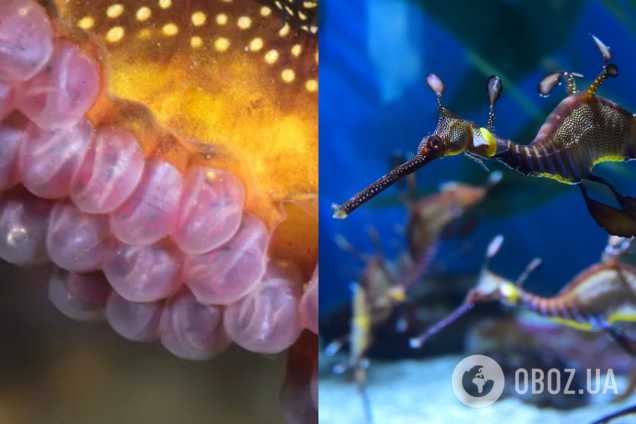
[319,0,636,316]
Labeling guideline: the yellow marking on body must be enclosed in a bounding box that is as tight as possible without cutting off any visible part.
[353,314,370,331]
[279,23,290,37]
[190,36,203,48]
[444,150,463,157]
[137,28,151,40]
[537,172,574,184]
[291,44,302,57]
[106,4,124,18]
[550,317,594,331]
[216,13,228,25]
[479,127,497,157]
[261,6,272,16]
[162,23,179,36]
[237,16,252,29]
[191,11,207,26]
[249,38,264,51]
[281,69,295,83]
[305,79,318,92]
[265,49,279,64]
[499,282,519,304]
[136,7,152,21]
[214,37,230,52]
[390,290,406,303]
[158,0,172,9]
[593,155,625,165]
[607,313,636,324]
[106,26,125,43]
[78,16,94,29]
[551,313,636,332]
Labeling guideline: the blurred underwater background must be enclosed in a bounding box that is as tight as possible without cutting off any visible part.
[0,261,288,424]
[319,0,636,423]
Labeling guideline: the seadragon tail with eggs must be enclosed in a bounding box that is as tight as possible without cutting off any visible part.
[0,0,318,422]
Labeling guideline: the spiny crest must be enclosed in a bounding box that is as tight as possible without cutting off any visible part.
[425,73,446,117]
[538,35,616,98]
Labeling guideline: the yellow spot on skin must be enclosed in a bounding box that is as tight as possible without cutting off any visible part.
[275,1,283,9]
[214,37,230,52]
[222,0,233,2]
[279,23,290,37]
[78,16,94,30]
[136,7,151,21]
[249,38,264,52]
[216,13,228,25]
[299,11,307,21]
[158,0,172,9]
[265,50,279,64]
[237,16,252,30]
[206,170,217,180]
[138,29,151,39]
[191,12,207,26]
[305,79,318,92]
[106,26,125,43]
[162,23,179,36]
[281,69,295,83]
[261,6,272,17]
[190,36,203,49]
[314,51,319,64]
[106,4,124,19]
[304,1,317,8]
[291,44,302,57]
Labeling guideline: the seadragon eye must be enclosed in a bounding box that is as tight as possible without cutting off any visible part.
[427,136,443,151]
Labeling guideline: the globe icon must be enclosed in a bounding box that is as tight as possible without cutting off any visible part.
[461,365,495,397]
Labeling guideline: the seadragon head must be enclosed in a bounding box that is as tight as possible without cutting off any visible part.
[409,235,542,349]
[331,73,502,219]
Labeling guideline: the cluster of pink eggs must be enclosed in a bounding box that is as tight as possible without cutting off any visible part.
[0,0,318,362]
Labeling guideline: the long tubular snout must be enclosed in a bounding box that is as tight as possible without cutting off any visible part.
[332,155,430,219]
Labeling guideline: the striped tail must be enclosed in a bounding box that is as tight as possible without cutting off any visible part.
[517,290,593,330]
[493,136,589,184]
